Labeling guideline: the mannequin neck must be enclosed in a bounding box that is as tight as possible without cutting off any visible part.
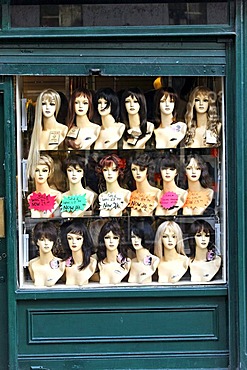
[76,115,91,128]
[135,247,149,262]
[39,250,55,265]
[105,248,119,263]
[69,182,84,194]
[42,116,57,130]
[196,112,208,127]
[162,179,177,191]
[136,178,152,193]
[35,182,52,194]
[72,249,83,265]
[101,114,115,128]
[194,246,208,261]
[128,114,140,128]
[160,112,173,127]
[163,247,179,261]
[106,180,121,193]
[188,180,204,192]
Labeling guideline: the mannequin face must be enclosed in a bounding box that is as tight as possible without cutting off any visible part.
[75,95,89,116]
[131,232,142,250]
[186,158,201,182]
[98,97,111,116]
[67,165,84,184]
[102,164,119,183]
[195,230,210,249]
[162,228,177,250]
[104,231,120,251]
[42,98,56,118]
[67,232,83,252]
[34,164,50,184]
[131,164,148,183]
[37,237,54,254]
[161,167,177,182]
[194,94,209,114]
[125,95,140,115]
[160,94,175,115]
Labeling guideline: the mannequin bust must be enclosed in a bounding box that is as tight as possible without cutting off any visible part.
[183,154,214,215]
[153,87,187,149]
[27,154,61,218]
[154,221,189,283]
[61,221,97,285]
[188,220,221,282]
[128,153,161,216]
[155,154,188,216]
[27,89,68,178]
[65,88,100,150]
[61,155,95,217]
[184,86,221,148]
[128,221,159,284]
[28,221,65,287]
[97,221,131,284]
[94,88,125,149]
[121,87,154,149]
[96,154,131,217]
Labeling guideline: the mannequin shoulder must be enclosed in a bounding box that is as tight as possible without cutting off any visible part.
[147,121,154,133]
[116,122,125,134]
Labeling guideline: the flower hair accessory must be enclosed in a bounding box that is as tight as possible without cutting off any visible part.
[65,256,73,267]
[143,256,152,266]
[117,253,128,269]
[49,258,60,269]
[206,249,216,261]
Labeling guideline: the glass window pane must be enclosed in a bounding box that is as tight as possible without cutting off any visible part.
[10,2,230,28]
[16,75,226,288]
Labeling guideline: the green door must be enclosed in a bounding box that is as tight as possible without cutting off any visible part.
[0,89,8,369]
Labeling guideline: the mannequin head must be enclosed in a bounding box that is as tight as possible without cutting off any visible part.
[184,154,212,189]
[37,89,61,126]
[97,221,126,262]
[154,221,185,258]
[130,220,154,252]
[32,221,58,256]
[27,89,61,178]
[159,154,180,183]
[121,87,147,139]
[154,87,178,127]
[61,221,94,270]
[96,154,126,189]
[185,86,219,146]
[130,153,152,184]
[67,88,94,130]
[188,220,215,260]
[95,88,119,122]
[32,154,54,182]
[63,155,85,185]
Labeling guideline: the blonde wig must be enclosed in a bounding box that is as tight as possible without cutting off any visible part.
[32,154,55,180]
[27,89,61,178]
[184,86,220,147]
[154,221,185,258]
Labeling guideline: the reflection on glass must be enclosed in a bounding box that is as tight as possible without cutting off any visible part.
[10,2,229,28]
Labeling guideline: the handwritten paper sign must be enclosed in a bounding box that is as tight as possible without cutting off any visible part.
[61,194,87,213]
[28,192,56,212]
[160,191,178,210]
[99,192,124,211]
[128,191,155,213]
[183,191,210,209]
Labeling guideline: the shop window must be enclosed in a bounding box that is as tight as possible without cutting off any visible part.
[16,75,226,288]
[10,1,230,28]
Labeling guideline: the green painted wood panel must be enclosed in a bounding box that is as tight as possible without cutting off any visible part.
[0,91,8,370]
[17,296,228,369]
[0,40,226,76]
